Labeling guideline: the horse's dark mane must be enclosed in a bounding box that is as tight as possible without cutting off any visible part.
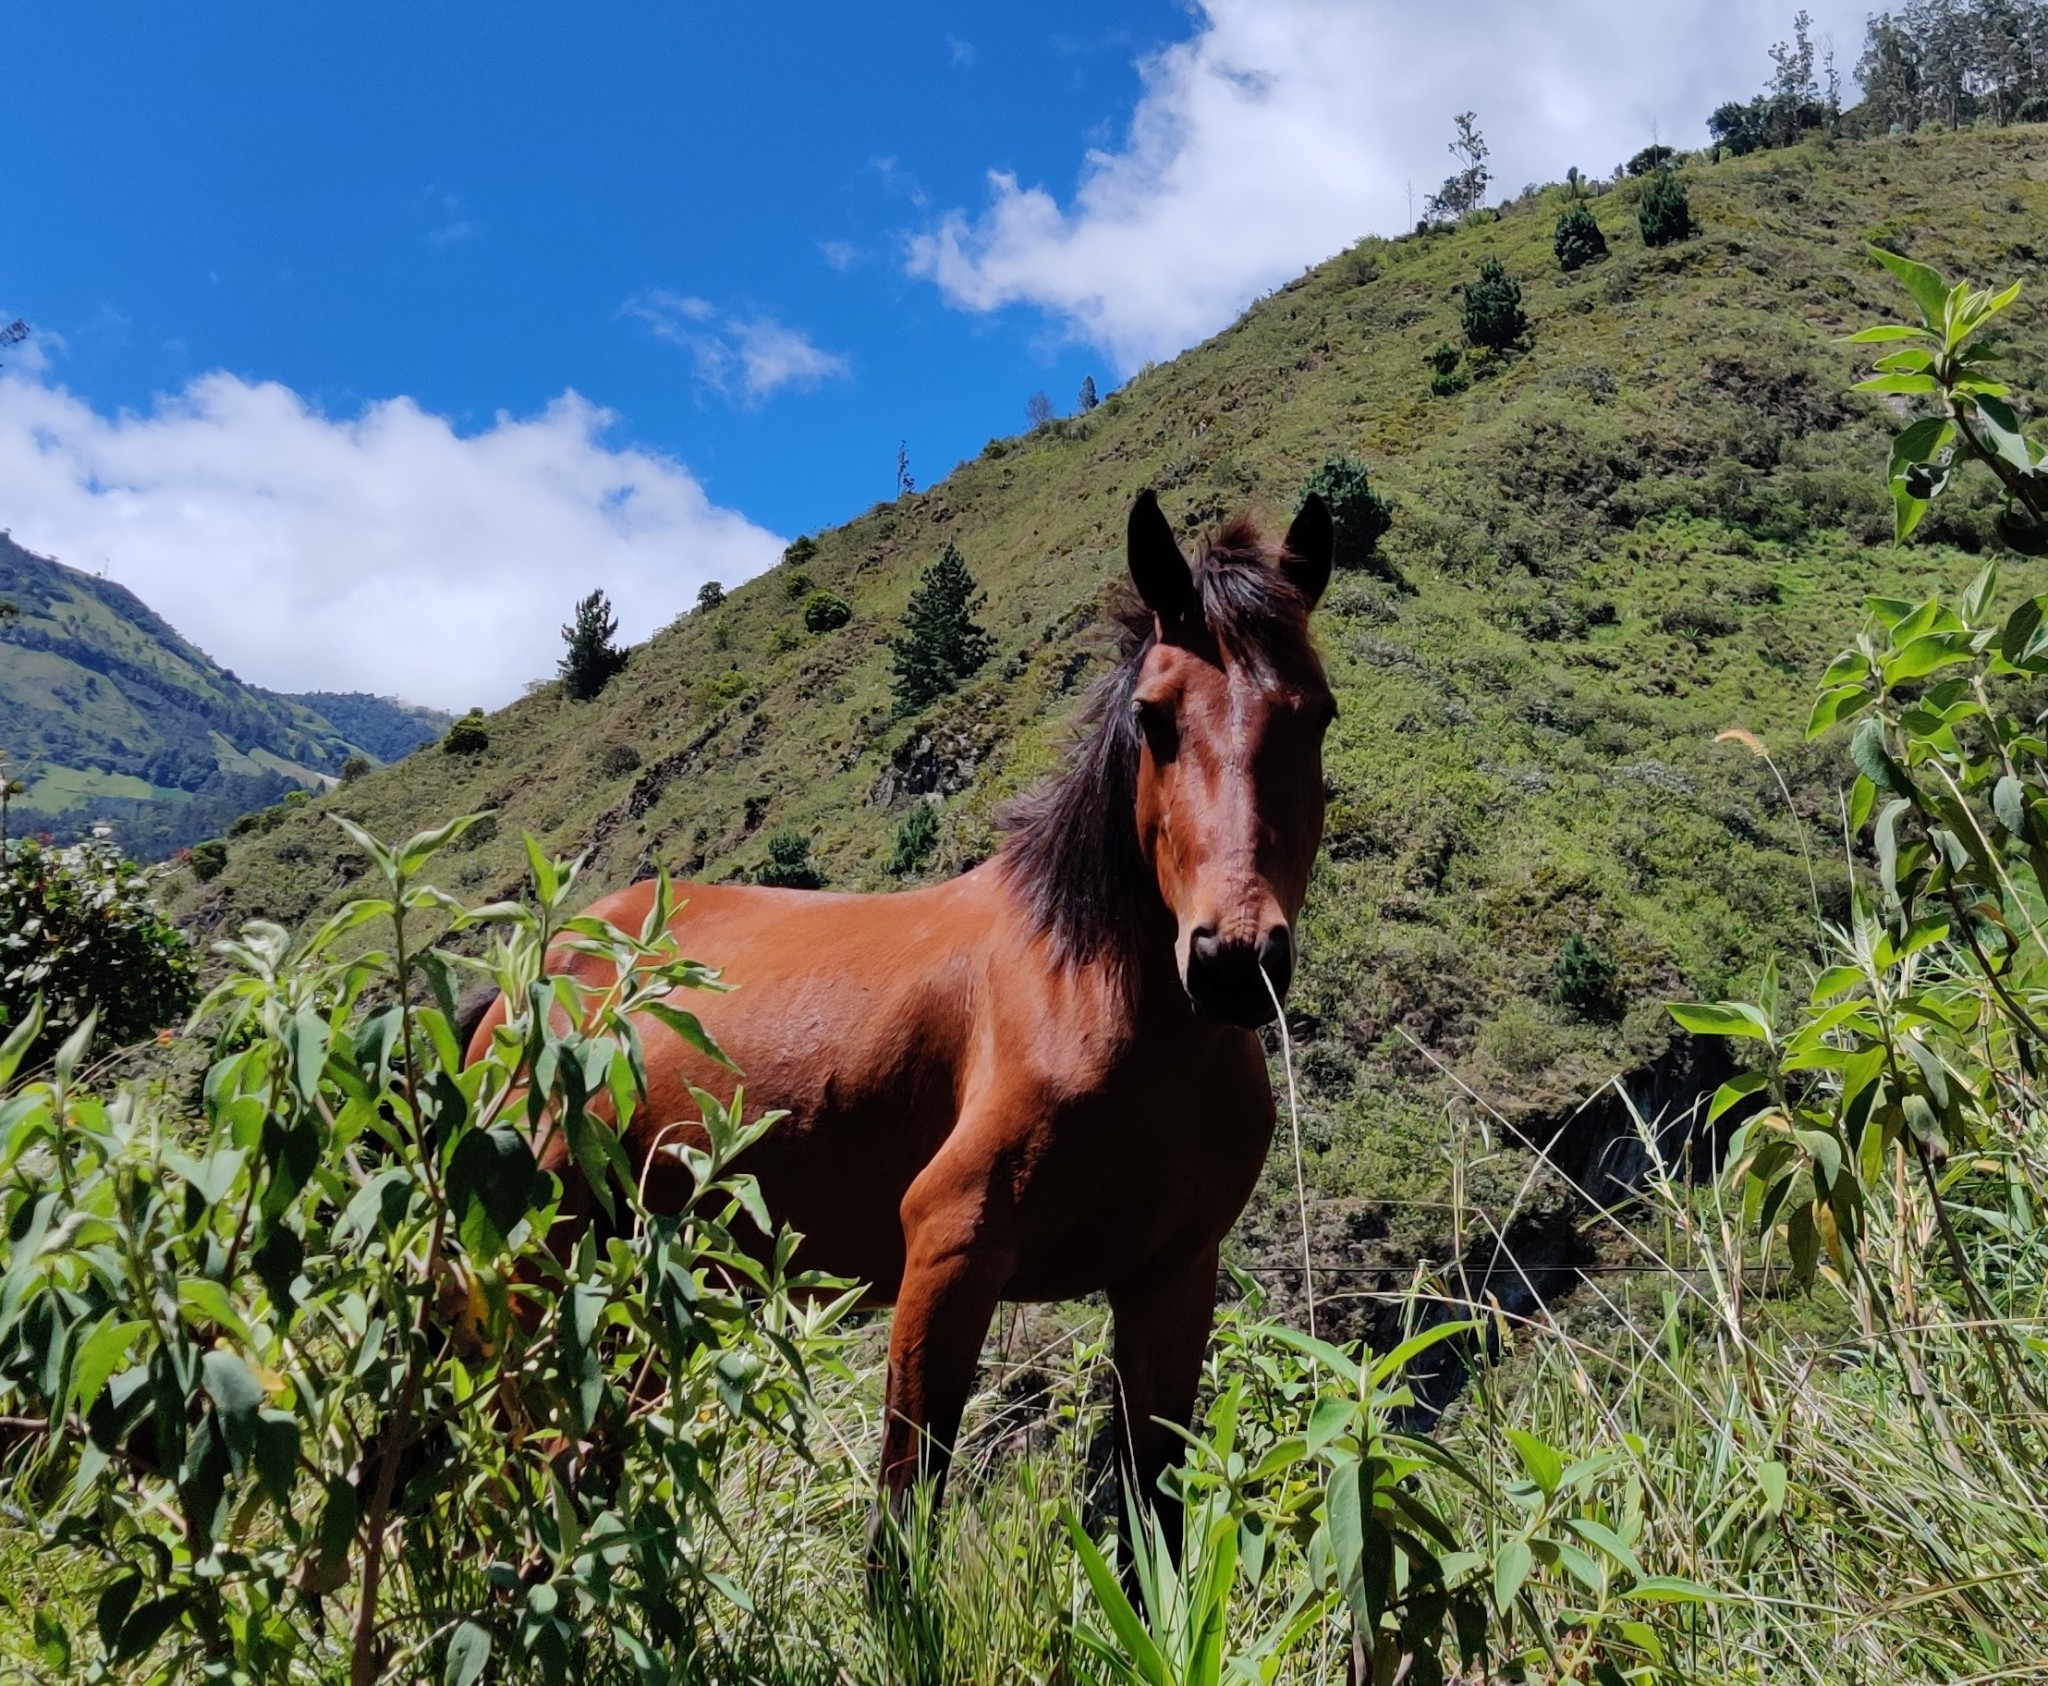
[997,515,1318,982]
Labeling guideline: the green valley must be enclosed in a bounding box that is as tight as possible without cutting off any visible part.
[0,534,449,858]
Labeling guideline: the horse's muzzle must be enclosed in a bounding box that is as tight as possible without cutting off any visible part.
[1186,923,1293,1028]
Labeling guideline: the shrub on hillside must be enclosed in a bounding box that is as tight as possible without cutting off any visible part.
[1549,932,1620,1017]
[0,836,197,1058]
[782,535,818,569]
[338,752,371,784]
[1638,171,1696,247]
[1461,257,1526,351]
[891,542,994,714]
[803,589,853,633]
[1428,342,1469,397]
[559,588,630,700]
[696,579,725,610]
[599,741,643,777]
[886,801,940,876]
[1299,455,1394,571]
[443,708,489,754]
[188,838,228,882]
[757,827,824,890]
[1553,203,1608,272]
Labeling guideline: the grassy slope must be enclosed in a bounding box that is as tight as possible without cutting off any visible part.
[173,126,2048,1296]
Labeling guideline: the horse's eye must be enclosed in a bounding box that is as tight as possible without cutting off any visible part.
[1134,697,1179,762]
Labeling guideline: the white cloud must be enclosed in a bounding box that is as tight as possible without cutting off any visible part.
[623,291,850,401]
[908,0,1870,370]
[0,372,784,710]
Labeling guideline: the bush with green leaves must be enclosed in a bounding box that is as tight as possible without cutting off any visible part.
[1553,203,1608,272]
[696,579,725,611]
[757,827,824,890]
[443,708,489,755]
[186,839,228,883]
[559,588,630,701]
[885,802,940,876]
[1299,455,1393,572]
[1550,932,1619,1017]
[1460,258,1526,352]
[803,590,853,634]
[1637,171,1694,248]
[0,836,196,1058]
[0,817,849,1682]
[1427,342,1468,397]
[890,542,993,714]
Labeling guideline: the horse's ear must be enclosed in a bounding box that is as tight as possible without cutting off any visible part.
[1281,493,1333,610]
[1128,490,1196,622]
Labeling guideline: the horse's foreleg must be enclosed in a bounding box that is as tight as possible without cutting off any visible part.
[1108,1241,1221,1574]
[872,1184,1012,1552]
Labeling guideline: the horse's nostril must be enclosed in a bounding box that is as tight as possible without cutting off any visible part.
[1257,925,1295,1000]
[1190,925,1224,967]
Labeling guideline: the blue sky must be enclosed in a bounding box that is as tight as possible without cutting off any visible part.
[0,1,1872,706]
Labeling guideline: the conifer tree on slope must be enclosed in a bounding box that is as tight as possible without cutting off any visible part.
[560,588,629,701]
[891,542,993,713]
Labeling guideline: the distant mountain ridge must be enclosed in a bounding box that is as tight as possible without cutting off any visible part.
[0,533,448,857]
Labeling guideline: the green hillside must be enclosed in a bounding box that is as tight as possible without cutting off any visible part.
[0,536,449,859]
[173,126,2048,1307]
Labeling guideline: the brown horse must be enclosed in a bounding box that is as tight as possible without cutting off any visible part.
[467,488,1335,1547]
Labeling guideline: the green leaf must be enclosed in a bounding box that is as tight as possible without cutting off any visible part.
[1842,323,1932,343]
[1975,393,2038,474]
[67,1318,146,1417]
[1851,718,1912,797]
[1493,1539,1534,1614]
[1631,1576,1717,1604]
[1667,1002,1772,1042]
[1806,683,1870,738]
[1883,632,1974,684]
[1758,1460,1787,1516]
[445,1620,493,1686]
[2000,596,2047,664]
[1305,1395,1355,1456]
[0,995,46,1089]
[1854,372,1940,395]
[1707,1070,1769,1126]
[446,1125,542,1256]
[397,812,492,878]
[1565,1517,1645,1581]
[1869,246,1954,331]
[640,1001,739,1072]
[1062,1510,1171,1685]
[200,1349,264,1458]
[1506,1428,1563,1495]
[1996,775,2027,836]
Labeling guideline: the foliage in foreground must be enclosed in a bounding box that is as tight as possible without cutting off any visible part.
[0,819,851,1682]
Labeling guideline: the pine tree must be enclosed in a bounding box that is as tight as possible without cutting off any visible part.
[1638,170,1696,248]
[886,801,941,876]
[1077,375,1099,412]
[559,589,629,701]
[1300,456,1393,571]
[1553,203,1608,272]
[1461,257,1526,351]
[757,828,824,890]
[891,543,993,713]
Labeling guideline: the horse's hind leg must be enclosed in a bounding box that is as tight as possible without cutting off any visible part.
[1108,1241,1221,1573]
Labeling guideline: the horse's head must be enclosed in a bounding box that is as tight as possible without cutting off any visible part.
[1126,489,1335,1029]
